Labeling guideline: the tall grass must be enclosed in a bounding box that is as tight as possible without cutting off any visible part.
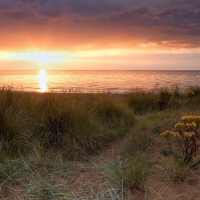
[125,91,156,114]
[1,86,199,156]
[0,88,33,156]
[1,86,200,198]
[34,94,99,156]
[0,89,136,159]
[0,86,199,159]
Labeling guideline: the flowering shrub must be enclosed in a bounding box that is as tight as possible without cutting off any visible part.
[160,116,200,164]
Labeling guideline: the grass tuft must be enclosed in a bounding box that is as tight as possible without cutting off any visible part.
[108,152,151,190]
[125,91,156,114]
[162,157,190,182]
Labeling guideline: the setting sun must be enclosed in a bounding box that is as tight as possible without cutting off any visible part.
[11,52,63,64]
[38,69,47,92]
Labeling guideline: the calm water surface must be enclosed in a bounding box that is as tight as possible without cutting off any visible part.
[0,70,200,93]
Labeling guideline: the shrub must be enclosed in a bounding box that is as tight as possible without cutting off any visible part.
[188,86,200,96]
[160,116,200,164]
[125,91,156,114]
[158,89,172,110]
[186,90,195,102]
[171,84,181,98]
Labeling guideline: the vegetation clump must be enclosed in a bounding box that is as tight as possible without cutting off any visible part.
[125,91,156,114]
[0,89,137,159]
[109,152,151,190]
[162,157,190,182]
[158,89,172,110]
[161,116,200,164]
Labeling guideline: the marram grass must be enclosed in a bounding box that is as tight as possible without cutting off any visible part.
[0,88,137,159]
[1,86,200,198]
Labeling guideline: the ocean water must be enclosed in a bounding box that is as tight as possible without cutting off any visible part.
[0,70,200,93]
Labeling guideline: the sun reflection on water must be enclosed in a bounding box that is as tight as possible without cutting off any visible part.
[38,69,47,92]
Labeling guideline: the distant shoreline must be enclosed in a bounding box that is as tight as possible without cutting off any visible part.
[1,69,200,71]
[0,85,199,94]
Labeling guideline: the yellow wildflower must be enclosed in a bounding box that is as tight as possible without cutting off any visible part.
[175,123,185,128]
[172,132,180,137]
[186,90,195,96]
[160,131,180,137]
[187,122,197,128]
[160,131,171,136]
[183,132,195,137]
[182,116,200,122]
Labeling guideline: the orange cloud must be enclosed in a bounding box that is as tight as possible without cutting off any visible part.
[0,0,200,51]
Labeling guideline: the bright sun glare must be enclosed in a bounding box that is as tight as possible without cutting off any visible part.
[38,69,47,92]
[12,52,62,64]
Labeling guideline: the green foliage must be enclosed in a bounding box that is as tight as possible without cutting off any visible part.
[95,94,135,125]
[171,84,181,98]
[0,89,137,159]
[168,96,183,109]
[123,153,151,190]
[0,159,22,183]
[186,90,195,104]
[188,86,200,96]
[185,86,200,107]
[34,93,136,158]
[162,157,190,182]
[0,90,32,156]
[160,148,174,157]
[0,157,28,194]
[24,173,65,199]
[109,153,151,190]
[36,94,99,154]
[158,89,172,110]
[122,130,152,156]
[193,95,200,108]
[125,91,156,114]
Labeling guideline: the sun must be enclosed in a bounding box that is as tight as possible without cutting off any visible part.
[11,51,63,64]
[38,69,47,92]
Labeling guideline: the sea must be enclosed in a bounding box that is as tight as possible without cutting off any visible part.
[0,70,200,93]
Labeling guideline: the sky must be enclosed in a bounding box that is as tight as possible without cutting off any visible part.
[0,0,200,70]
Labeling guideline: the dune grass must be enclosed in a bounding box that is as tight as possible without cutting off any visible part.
[1,85,200,198]
[0,88,136,159]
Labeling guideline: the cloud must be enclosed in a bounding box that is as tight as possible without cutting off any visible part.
[0,0,200,51]
[5,9,35,20]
